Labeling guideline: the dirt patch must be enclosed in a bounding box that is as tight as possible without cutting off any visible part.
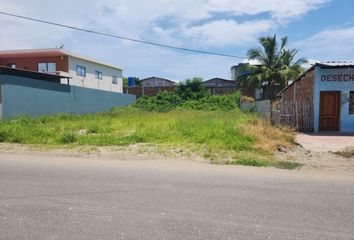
[0,143,207,163]
[275,145,354,173]
[1,142,353,174]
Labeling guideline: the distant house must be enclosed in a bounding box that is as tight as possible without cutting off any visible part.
[125,77,177,98]
[0,48,123,93]
[139,77,176,87]
[202,78,236,95]
[202,78,235,87]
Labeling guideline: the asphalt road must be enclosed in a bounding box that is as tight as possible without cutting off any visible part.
[0,154,353,240]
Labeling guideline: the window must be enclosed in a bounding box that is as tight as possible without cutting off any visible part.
[76,65,86,77]
[112,76,118,84]
[95,70,102,80]
[6,63,16,68]
[350,91,354,115]
[38,62,56,72]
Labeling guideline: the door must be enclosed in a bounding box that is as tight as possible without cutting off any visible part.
[319,91,340,131]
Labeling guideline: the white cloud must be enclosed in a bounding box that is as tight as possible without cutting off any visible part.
[293,26,354,61]
[182,19,276,46]
[0,0,331,80]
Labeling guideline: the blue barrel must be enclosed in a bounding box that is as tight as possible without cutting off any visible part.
[128,77,136,87]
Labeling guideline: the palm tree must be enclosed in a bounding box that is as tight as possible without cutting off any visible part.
[237,35,306,89]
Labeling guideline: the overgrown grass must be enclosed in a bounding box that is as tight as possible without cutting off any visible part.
[134,91,241,112]
[0,107,295,167]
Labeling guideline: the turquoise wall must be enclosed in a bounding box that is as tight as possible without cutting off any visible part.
[0,75,136,118]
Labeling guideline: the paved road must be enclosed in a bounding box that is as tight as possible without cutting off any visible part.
[0,154,353,240]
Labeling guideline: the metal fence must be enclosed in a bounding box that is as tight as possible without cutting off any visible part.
[272,101,314,132]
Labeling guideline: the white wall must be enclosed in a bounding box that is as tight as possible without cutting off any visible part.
[67,56,123,93]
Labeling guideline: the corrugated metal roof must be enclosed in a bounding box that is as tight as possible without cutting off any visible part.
[139,77,177,84]
[316,61,354,66]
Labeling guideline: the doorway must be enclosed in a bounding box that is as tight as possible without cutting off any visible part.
[319,91,340,131]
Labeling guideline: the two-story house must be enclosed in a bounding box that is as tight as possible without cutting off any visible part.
[0,48,123,93]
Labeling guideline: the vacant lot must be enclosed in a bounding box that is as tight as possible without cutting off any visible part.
[0,107,295,167]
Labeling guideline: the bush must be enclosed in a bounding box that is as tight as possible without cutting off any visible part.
[134,89,241,112]
[175,77,207,100]
[181,92,241,111]
[0,130,8,142]
[59,132,77,144]
[134,92,183,112]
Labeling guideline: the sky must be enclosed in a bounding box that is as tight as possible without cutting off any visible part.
[0,0,353,81]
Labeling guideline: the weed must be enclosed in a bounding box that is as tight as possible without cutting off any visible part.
[0,107,294,164]
[334,148,354,158]
[59,132,77,144]
[88,124,99,134]
[228,158,271,167]
[272,161,302,169]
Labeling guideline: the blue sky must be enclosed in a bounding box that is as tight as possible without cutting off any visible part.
[0,0,353,81]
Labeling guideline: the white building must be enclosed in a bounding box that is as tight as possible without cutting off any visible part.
[0,49,123,93]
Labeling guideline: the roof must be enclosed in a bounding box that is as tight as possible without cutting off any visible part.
[203,78,234,83]
[279,61,354,95]
[0,48,122,70]
[139,77,177,84]
[0,65,70,82]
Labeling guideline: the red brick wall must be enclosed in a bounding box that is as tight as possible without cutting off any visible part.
[280,69,315,131]
[125,86,176,98]
[0,56,69,72]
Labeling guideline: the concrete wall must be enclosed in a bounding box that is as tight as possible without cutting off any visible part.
[314,66,354,133]
[241,100,271,119]
[0,75,135,119]
[67,56,123,93]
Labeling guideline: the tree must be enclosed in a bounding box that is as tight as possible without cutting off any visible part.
[237,35,307,89]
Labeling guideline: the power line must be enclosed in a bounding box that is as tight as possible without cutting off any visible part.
[0,11,248,59]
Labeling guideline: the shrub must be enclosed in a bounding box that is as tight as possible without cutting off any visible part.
[88,124,99,134]
[59,132,77,144]
[175,77,207,100]
[0,130,8,142]
[134,90,241,112]
[181,92,241,111]
[134,92,183,112]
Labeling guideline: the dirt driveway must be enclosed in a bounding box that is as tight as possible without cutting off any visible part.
[275,133,354,173]
[296,133,354,152]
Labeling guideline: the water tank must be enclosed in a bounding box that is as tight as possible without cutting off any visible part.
[128,77,136,87]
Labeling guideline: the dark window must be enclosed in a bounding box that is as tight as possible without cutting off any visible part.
[6,63,16,68]
[76,65,86,77]
[112,76,118,84]
[350,91,354,114]
[95,70,102,79]
[38,62,56,72]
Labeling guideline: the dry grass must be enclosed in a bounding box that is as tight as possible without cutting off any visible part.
[240,118,295,153]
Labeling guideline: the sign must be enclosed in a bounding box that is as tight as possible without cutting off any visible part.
[321,74,354,82]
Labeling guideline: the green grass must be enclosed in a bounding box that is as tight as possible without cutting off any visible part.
[0,107,295,168]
